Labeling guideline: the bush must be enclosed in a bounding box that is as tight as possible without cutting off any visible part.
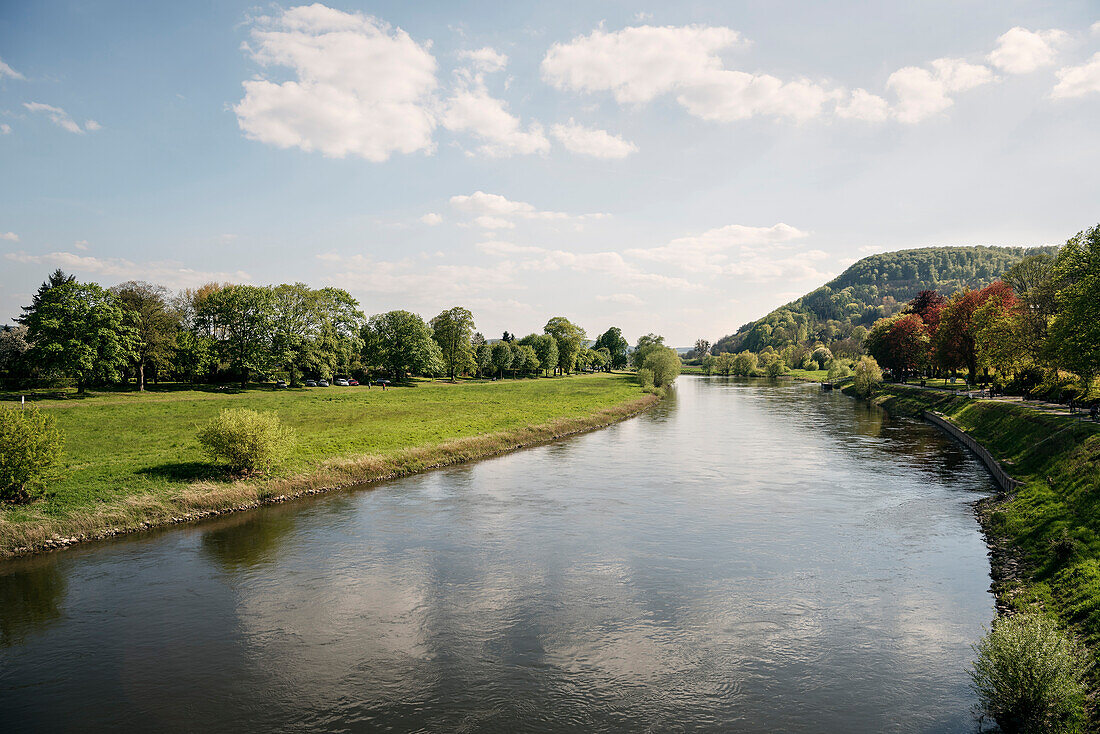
[197,408,295,475]
[851,355,883,397]
[636,368,654,390]
[970,613,1087,734]
[0,406,64,503]
[643,347,682,387]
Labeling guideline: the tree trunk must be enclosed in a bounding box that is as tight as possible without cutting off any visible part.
[139,361,145,392]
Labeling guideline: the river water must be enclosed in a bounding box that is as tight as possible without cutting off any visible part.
[0,377,995,733]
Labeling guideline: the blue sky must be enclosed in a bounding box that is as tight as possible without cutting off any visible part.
[1,1,1098,345]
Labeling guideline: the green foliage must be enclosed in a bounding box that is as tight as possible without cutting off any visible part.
[1050,225,1100,385]
[431,306,476,381]
[851,355,883,397]
[195,284,279,387]
[490,341,513,378]
[970,613,1087,734]
[594,327,629,369]
[826,359,852,381]
[636,367,654,389]
[764,357,789,377]
[361,310,443,379]
[197,408,295,475]
[643,346,681,387]
[270,284,364,384]
[519,333,558,377]
[0,407,64,503]
[111,281,180,391]
[631,333,665,369]
[19,271,137,393]
[544,317,586,374]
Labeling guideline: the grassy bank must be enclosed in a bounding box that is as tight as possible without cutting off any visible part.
[0,373,656,557]
[853,384,1100,680]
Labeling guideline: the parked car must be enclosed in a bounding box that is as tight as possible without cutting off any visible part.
[275,379,287,389]
[318,379,329,387]
[347,379,359,386]
[334,378,350,386]
[304,379,317,387]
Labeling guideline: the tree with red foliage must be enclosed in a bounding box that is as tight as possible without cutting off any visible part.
[865,312,931,381]
[907,290,947,335]
[934,282,1018,384]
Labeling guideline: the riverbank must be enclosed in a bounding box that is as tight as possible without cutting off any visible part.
[848,383,1100,688]
[0,374,657,558]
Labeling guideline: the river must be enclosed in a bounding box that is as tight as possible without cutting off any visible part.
[0,377,995,732]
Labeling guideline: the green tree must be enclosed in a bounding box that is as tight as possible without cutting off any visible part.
[594,327,629,369]
[361,310,443,380]
[732,351,758,376]
[111,281,180,391]
[0,325,30,379]
[196,285,278,387]
[851,355,883,397]
[171,330,216,384]
[643,346,681,387]
[545,317,586,375]
[430,306,476,382]
[490,341,513,378]
[198,408,295,475]
[475,342,493,377]
[520,333,558,377]
[517,344,539,376]
[19,274,136,393]
[1049,225,1100,390]
[631,333,665,369]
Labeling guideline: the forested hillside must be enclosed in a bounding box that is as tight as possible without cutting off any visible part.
[713,245,1058,358]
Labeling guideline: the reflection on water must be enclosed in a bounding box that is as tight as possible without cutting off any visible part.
[0,378,995,733]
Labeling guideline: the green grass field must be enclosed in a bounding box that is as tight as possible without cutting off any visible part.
[0,373,651,551]
[863,384,1100,697]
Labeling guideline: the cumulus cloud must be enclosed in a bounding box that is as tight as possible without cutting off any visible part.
[0,57,23,80]
[23,102,99,134]
[627,223,809,273]
[1052,52,1100,99]
[988,27,1067,74]
[440,74,550,157]
[4,251,250,288]
[0,231,19,241]
[597,293,644,306]
[458,47,508,72]
[450,191,570,227]
[542,25,837,123]
[887,58,993,123]
[73,239,89,250]
[550,119,637,158]
[420,212,443,226]
[0,124,10,135]
[317,252,519,298]
[475,240,546,255]
[234,4,438,161]
[835,88,891,122]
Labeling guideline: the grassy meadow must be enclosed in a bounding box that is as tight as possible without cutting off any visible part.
[0,373,654,555]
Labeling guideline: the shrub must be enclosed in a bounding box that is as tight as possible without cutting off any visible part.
[197,408,295,475]
[643,347,682,387]
[969,613,1087,734]
[0,406,64,503]
[764,358,788,377]
[636,368,654,390]
[851,355,883,397]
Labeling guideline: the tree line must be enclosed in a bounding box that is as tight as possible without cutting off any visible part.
[0,270,649,392]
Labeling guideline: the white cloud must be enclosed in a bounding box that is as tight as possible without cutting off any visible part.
[597,293,644,306]
[0,57,23,80]
[835,88,890,122]
[1052,52,1100,99]
[541,25,835,122]
[420,212,443,226]
[550,119,637,158]
[458,47,508,73]
[450,191,572,228]
[23,102,99,134]
[0,231,19,242]
[317,252,519,299]
[234,4,438,161]
[0,124,10,135]
[627,223,809,273]
[1093,21,1100,36]
[84,119,101,132]
[475,240,545,255]
[73,239,89,250]
[887,58,993,123]
[441,70,550,157]
[989,27,1068,74]
[4,251,251,288]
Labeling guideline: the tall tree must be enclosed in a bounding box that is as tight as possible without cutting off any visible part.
[1049,224,1100,387]
[519,333,557,377]
[593,327,629,369]
[430,306,476,382]
[544,317,586,375]
[111,281,179,391]
[934,282,1017,383]
[490,341,513,379]
[19,276,135,393]
[693,339,711,360]
[361,310,443,380]
[196,285,278,387]
[631,333,665,369]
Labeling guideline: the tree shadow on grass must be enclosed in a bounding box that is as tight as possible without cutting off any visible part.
[137,461,225,483]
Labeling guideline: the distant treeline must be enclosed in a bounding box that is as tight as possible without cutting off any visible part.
[0,271,678,392]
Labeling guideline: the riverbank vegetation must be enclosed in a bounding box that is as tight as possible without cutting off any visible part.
[0,373,655,556]
[857,383,1100,721]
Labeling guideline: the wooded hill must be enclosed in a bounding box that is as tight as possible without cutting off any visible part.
[713,245,1059,357]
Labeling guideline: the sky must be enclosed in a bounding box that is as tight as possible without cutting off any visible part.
[1,1,1098,346]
